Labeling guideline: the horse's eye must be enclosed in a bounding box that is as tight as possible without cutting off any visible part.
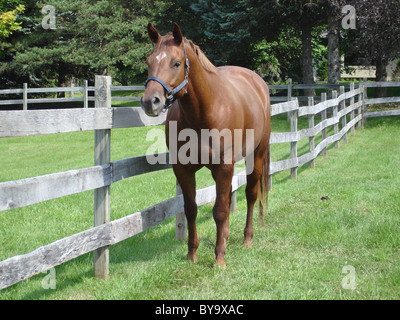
[173,61,181,68]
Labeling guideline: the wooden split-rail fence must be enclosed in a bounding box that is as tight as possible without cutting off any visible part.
[0,76,399,290]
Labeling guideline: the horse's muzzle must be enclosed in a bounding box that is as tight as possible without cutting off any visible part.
[140,94,165,117]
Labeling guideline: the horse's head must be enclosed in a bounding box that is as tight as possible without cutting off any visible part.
[141,23,189,117]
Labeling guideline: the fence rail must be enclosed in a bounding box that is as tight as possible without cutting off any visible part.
[0,77,398,290]
[0,107,165,137]
[2,79,400,116]
[0,82,144,108]
[269,84,363,177]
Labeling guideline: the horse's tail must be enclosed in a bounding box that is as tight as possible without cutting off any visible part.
[257,143,270,226]
[257,89,271,226]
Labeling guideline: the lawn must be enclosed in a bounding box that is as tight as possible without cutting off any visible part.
[0,114,399,300]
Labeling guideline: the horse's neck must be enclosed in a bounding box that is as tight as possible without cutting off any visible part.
[178,56,219,126]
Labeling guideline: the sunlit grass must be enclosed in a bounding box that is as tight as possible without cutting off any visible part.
[0,115,399,300]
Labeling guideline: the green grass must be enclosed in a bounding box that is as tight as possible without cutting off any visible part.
[112,89,143,107]
[0,115,399,300]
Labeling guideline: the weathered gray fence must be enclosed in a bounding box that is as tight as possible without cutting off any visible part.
[0,81,143,109]
[2,79,399,118]
[361,81,400,118]
[269,83,364,181]
[269,79,400,109]
[0,76,392,290]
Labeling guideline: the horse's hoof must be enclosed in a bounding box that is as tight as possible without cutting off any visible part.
[243,239,252,248]
[214,259,227,269]
[187,253,198,263]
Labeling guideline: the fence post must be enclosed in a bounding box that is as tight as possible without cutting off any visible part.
[350,83,355,137]
[321,92,327,156]
[23,83,28,111]
[340,86,348,144]
[290,103,298,179]
[287,78,292,120]
[362,77,367,128]
[287,78,293,102]
[70,76,75,98]
[175,181,187,241]
[84,80,89,109]
[358,82,363,130]
[333,90,339,148]
[308,96,315,168]
[94,75,111,280]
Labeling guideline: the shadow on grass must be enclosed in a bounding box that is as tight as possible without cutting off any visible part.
[20,266,93,300]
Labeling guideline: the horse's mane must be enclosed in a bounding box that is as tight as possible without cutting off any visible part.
[163,33,218,74]
[184,38,219,74]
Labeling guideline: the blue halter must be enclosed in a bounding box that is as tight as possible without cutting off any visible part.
[144,45,190,110]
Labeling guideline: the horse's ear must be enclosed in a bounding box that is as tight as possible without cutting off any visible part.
[148,22,160,44]
[172,22,183,44]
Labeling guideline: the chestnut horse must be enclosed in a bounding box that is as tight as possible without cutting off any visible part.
[141,23,271,267]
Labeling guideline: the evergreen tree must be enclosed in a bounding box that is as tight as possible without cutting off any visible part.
[152,0,204,44]
[1,0,165,88]
[190,0,262,67]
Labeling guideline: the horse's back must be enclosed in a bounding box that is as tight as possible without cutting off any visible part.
[166,65,270,149]
[217,66,270,140]
[218,66,270,108]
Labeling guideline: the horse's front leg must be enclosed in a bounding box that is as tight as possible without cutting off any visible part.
[173,164,199,262]
[211,164,234,268]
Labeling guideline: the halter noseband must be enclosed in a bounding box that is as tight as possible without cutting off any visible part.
[144,44,190,110]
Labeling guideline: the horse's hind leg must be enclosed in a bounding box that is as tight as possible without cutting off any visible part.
[243,152,265,248]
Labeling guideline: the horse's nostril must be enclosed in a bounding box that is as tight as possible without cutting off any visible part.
[153,96,161,105]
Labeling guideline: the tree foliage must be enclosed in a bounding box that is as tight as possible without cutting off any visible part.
[341,0,400,66]
[1,0,165,88]
[329,0,400,96]
[0,3,25,39]
[190,0,258,66]
[1,0,399,90]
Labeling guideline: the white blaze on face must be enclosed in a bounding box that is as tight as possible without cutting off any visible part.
[156,51,167,63]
